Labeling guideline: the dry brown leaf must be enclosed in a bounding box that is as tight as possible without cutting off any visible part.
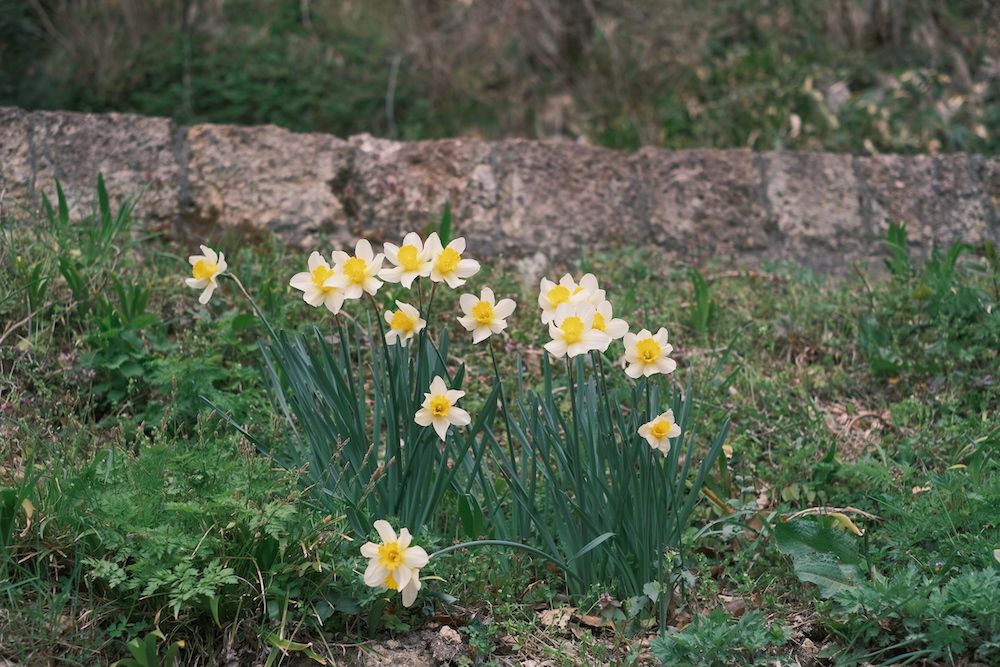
[578,614,615,629]
[537,607,575,629]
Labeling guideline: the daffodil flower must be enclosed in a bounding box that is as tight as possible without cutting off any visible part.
[590,298,629,347]
[332,239,384,299]
[576,273,607,305]
[425,233,480,288]
[288,251,348,313]
[380,232,433,288]
[360,520,430,607]
[185,245,227,304]
[458,287,516,344]
[543,303,610,358]
[384,301,426,346]
[414,375,472,441]
[638,409,682,455]
[538,274,579,324]
[623,328,676,378]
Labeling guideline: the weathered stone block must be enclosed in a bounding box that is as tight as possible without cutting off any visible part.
[338,134,497,249]
[0,107,33,215]
[763,151,865,267]
[185,122,349,247]
[29,110,179,224]
[635,147,769,260]
[493,139,646,256]
[856,154,994,251]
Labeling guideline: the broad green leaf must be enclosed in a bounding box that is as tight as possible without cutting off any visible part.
[774,517,862,598]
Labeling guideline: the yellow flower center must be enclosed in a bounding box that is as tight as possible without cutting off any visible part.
[561,316,585,344]
[384,573,399,590]
[429,395,451,417]
[310,263,335,289]
[471,301,494,325]
[592,312,606,331]
[390,309,417,333]
[650,418,673,440]
[436,247,461,274]
[397,245,422,272]
[344,257,368,284]
[636,338,662,364]
[547,285,570,307]
[378,542,404,571]
[192,259,218,281]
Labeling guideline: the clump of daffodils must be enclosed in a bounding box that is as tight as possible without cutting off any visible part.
[361,520,430,607]
[185,245,227,304]
[183,231,702,603]
[415,376,471,441]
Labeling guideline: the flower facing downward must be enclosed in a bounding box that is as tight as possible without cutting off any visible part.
[384,301,426,346]
[623,328,677,378]
[590,299,629,345]
[185,245,227,304]
[380,232,433,288]
[414,376,471,441]
[288,251,348,314]
[458,287,516,344]
[638,410,682,455]
[360,520,430,607]
[425,233,480,288]
[332,239,384,299]
[543,303,610,358]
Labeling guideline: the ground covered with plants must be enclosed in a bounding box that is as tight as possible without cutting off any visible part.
[3,1,998,154]
[1,181,998,666]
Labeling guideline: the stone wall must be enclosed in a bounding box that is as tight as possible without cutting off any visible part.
[2,106,998,271]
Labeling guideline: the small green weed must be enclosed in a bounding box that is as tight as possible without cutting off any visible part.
[651,610,789,666]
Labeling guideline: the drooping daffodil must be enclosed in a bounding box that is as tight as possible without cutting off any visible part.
[360,520,430,607]
[186,245,227,304]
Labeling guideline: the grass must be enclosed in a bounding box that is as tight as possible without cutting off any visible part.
[1,180,998,665]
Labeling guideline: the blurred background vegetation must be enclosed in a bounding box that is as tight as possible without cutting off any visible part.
[1,0,998,153]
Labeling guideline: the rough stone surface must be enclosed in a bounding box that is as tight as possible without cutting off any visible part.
[24,109,179,224]
[184,122,348,247]
[0,107,33,211]
[764,151,867,269]
[2,106,998,271]
[857,154,997,255]
[635,147,770,260]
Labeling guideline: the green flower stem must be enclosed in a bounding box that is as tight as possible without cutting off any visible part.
[488,338,517,476]
[226,272,275,338]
